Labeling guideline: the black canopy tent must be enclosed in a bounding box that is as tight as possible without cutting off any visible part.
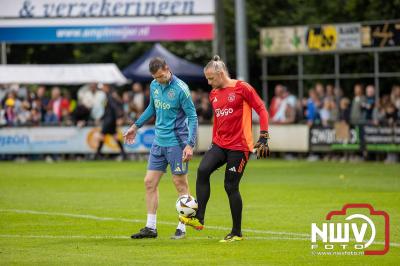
[122,43,206,83]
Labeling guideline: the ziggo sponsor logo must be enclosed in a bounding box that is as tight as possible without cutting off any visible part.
[215,108,233,117]
[154,99,171,110]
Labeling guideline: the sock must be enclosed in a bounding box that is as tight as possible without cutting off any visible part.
[146,213,157,230]
[116,140,126,156]
[177,221,186,232]
[96,141,104,155]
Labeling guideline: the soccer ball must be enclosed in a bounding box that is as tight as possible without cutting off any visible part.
[176,195,198,217]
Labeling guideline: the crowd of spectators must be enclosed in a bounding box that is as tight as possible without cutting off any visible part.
[269,83,400,127]
[0,82,213,127]
[1,82,399,128]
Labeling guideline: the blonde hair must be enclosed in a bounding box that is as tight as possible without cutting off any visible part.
[204,55,229,77]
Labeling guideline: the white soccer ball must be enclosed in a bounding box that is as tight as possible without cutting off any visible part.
[176,195,198,217]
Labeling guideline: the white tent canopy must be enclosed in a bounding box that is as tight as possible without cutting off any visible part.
[0,64,128,85]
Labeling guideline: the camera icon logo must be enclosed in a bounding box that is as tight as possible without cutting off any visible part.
[311,203,389,255]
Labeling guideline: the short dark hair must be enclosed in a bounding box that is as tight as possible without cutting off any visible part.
[149,57,167,74]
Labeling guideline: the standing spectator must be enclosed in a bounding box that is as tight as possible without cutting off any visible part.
[334,87,343,110]
[4,91,20,126]
[198,93,213,123]
[44,105,58,125]
[16,100,31,125]
[36,86,49,122]
[384,103,398,126]
[0,85,8,104]
[325,84,335,101]
[11,84,28,100]
[320,99,335,127]
[142,83,155,125]
[0,104,6,127]
[131,82,145,116]
[272,86,297,124]
[122,91,135,123]
[30,107,41,126]
[390,85,400,118]
[77,83,106,124]
[315,82,325,104]
[143,83,151,107]
[350,84,366,125]
[338,97,351,124]
[47,87,70,122]
[191,89,202,115]
[361,85,376,124]
[269,84,284,120]
[306,89,320,127]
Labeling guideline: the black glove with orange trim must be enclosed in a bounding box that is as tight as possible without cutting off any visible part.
[254,131,270,159]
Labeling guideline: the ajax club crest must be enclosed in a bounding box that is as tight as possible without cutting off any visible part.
[228,93,236,102]
[168,89,175,100]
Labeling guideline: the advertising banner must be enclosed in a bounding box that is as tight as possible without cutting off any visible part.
[0,0,214,43]
[260,26,307,54]
[260,20,400,55]
[306,25,337,52]
[363,125,400,152]
[309,126,360,152]
[336,23,361,50]
[0,126,155,154]
[361,22,400,48]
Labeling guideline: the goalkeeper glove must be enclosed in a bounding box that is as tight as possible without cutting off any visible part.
[254,131,270,159]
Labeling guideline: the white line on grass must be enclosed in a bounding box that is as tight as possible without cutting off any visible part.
[0,235,398,248]
[0,234,309,241]
[0,209,308,237]
[1,209,399,248]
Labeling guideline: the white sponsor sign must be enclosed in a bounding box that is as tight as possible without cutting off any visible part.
[336,24,361,50]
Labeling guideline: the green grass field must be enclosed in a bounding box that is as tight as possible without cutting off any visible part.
[0,158,399,265]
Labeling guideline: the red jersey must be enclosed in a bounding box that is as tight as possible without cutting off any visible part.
[209,80,269,152]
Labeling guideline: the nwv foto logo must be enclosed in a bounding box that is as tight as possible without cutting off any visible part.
[311,204,390,255]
